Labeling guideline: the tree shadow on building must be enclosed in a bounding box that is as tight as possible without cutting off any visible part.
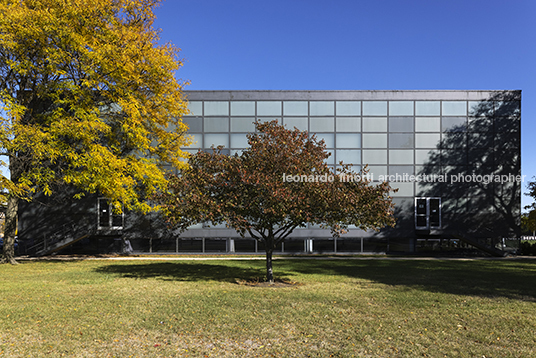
[381,91,521,251]
[420,91,520,241]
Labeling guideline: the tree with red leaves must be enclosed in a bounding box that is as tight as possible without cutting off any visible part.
[158,121,396,283]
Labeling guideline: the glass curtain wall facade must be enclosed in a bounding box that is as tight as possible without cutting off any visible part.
[177,90,521,254]
[17,90,520,255]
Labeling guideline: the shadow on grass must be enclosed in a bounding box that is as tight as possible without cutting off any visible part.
[94,261,293,283]
[281,259,536,301]
[93,259,536,300]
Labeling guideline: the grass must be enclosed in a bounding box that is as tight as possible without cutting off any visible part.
[0,258,535,357]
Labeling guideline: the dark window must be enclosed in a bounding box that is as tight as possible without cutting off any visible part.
[98,198,124,229]
[415,197,441,229]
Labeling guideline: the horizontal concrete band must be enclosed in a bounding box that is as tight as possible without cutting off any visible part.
[185,90,521,101]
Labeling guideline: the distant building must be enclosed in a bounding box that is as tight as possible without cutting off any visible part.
[18,90,521,256]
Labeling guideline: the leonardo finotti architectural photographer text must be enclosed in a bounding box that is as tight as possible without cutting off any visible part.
[282,173,526,184]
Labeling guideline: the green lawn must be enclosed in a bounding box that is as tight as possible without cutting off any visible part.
[0,258,535,357]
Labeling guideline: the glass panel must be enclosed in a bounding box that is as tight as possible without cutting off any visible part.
[468,101,484,117]
[188,133,203,148]
[416,215,427,227]
[429,198,441,227]
[389,117,414,132]
[441,150,467,165]
[230,118,256,132]
[336,133,361,148]
[468,117,493,132]
[362,134,387,148]
[468,149,491,165]
[336,101,361,116]
[230,133,249,148]
[415,117,441,132]
[389,133,414,148]
[496,100,519,112]
[442,101,467,115]
[283,101,308,116]
[415,149,438,165]
[496,101,521,116]
[389,150,414,164]
[363,150,387,164]
[313,133,335,148]
[391,182,414,197]
[204,134,229,148]
[415,133,441,148]
[368,165,387,179]
[183,117,202,132]
[416,101,440,116]
[442,117,466,132]
[187,101,202,116]
[204,117,229,132]
[416,198,427,215]
[336,117,360,132]
[284,117,308,131]
[389,101,414,115]
[257,101,281,116]
[310,101,334,116]
[468,132,493,148]
[363,101,387,115]
[231,101,255,116]
[99,199,110,227]
[111,211,123,227]
[363,117,387,132]
[389,165,414,176]
[204,101,229,116]
[310,117,334,132]
[441,132,466,148]
[336,150,361,165]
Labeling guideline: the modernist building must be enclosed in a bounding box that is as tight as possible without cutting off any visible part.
[18,90,522,256]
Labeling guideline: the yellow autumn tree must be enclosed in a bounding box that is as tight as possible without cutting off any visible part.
[0,0,190,264]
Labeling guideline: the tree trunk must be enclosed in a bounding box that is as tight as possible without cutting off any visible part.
[265,248,274,284]
[264,235,274,284]
[2,194,19,264]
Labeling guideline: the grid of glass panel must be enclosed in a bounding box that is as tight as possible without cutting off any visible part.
[183,98,520,200]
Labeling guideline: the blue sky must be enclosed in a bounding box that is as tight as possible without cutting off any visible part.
[153,0,536,207]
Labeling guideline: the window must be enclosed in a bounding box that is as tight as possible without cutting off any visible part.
[257,101,282,116]
[204,101,229,116]
[363,101,387,115]
[283,101,308,116]
[336,101,361,116]
[310,101,334,116]
[231,101,255,116]
[389,101,414,116]
[98,198,123,230]
[415,197,441,229]
[416,101,440,116]
[442,101,467,116]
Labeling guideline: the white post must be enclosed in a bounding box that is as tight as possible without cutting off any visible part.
[305,239,313,253]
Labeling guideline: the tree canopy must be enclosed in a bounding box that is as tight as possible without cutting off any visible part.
[0,0,190,263]
[158,121,396,283]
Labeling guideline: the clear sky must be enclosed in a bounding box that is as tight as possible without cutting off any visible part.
[153,0,536,208]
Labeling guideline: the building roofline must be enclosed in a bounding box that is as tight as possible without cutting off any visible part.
[184,90,521,101]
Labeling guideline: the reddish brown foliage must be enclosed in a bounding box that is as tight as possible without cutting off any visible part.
[158,121,396,281]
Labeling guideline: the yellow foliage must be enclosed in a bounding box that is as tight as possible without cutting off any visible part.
[0,0,191,212]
